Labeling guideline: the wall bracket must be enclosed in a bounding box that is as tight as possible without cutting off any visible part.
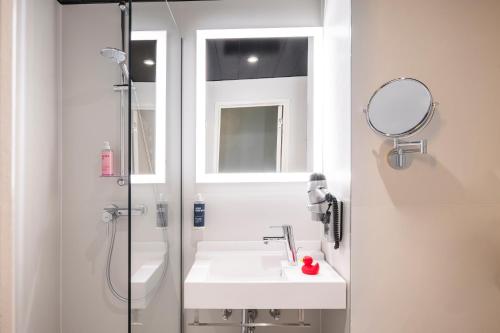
[388,138,427,170]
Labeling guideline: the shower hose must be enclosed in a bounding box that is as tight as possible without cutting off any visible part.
[105,79,168,303]
[105,215,169,303]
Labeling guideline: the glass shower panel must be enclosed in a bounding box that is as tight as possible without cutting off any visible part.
[129,2,182,332]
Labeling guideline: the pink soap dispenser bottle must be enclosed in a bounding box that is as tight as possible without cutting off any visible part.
[101,141,113,176]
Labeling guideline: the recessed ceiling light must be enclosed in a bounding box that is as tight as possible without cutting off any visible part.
[143,59,155,66]
[247,55,259,64]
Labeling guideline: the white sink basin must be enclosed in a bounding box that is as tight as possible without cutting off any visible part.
[131,242,167,309]
[184,241,346,309]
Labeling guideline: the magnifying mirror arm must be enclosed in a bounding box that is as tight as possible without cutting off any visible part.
[392,138,427,169]
[394,138,427,154]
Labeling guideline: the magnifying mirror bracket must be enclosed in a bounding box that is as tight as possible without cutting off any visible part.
[389,138,427,170]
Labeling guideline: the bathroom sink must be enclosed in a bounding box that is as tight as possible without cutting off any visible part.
[184,241,346,309]
[207,254,284,282]
[131,242,167,309]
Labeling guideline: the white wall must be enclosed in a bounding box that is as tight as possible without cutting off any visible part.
[169,0,323,332]
[205,77,309,173]
[351,0,500,332]
[13,0,61,332]
[321,0,351,332]
[61,4,128,332]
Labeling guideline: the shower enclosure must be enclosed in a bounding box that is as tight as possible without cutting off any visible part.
[97,1,182,332]
[128,1,182,333]
[128,2,182,332]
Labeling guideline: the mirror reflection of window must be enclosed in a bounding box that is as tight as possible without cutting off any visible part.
[205,37,311,174]
[217,104,284,173]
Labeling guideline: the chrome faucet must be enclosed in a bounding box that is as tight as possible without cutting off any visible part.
[263,225,298,265]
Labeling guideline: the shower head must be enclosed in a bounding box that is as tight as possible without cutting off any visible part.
[100,47,129,81]
[100,47,126,64]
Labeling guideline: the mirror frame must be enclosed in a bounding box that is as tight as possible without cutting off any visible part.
[196,27,324,183]
[130,30,167,184]
[365,77,435,139]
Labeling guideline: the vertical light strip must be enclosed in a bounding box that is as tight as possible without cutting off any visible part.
[155,30,167,183]
[56,4,63,332]
[195,30,207,182]
[130,30,167,184]
[13,0,27,330]
[312,29,324,172]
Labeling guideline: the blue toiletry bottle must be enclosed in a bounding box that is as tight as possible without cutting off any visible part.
[193,193,205,229]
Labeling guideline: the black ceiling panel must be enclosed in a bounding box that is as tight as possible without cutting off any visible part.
[58,0,154,4]
[58,0,213,4]
[206,37,308,82]
[130,40,156,82]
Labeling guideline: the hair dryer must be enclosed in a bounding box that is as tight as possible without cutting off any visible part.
[307,173,342,249]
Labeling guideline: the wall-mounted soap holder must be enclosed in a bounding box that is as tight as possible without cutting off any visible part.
[100,174,127,186]
[364,77,437,170]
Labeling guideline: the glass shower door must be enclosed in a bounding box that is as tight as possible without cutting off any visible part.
[128,2,182,332]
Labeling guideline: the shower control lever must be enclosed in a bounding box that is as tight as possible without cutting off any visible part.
[102,204,147,222]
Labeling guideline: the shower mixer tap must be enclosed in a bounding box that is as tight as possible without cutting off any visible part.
[101,204,147,223]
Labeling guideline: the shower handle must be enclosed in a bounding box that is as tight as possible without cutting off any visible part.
[102,205,147,222]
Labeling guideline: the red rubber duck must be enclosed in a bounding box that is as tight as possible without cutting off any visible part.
[301,256,320,275]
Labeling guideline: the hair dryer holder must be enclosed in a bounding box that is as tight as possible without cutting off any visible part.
[322,195,344,249]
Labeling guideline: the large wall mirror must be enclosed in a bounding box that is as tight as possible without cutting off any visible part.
[196,28,323,183]
[130,30,166,184]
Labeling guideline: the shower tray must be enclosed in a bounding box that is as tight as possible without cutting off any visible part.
[131,242,167,309]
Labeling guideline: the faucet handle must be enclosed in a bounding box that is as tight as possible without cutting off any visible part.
[267,225,297,265]
[269,225,286,235]
[269,225,294,238]
[269,225,291,230]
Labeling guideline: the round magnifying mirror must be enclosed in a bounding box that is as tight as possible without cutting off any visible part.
[366,78,435,138]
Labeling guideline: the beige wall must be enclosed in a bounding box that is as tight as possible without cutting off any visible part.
[0,0,15,331]
[351,0,500,332]
[12,0,61,332]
